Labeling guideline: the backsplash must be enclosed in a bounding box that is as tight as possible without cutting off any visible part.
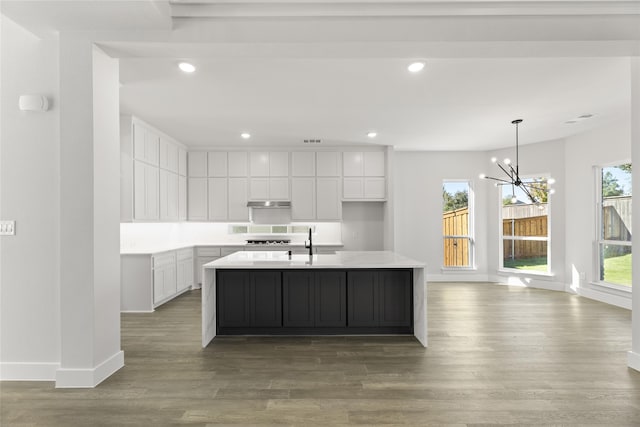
[120,222,342,251]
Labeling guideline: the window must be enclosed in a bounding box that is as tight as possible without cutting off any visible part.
[596,163,632,288]
[499,178,550,273]
[442,181,473,268]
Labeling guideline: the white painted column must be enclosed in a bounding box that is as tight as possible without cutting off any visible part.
[56,35,123,387]
[629,56,640,372]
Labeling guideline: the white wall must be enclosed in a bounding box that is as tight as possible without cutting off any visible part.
[92,45,121,370]
[56,36,123,387]
[394,151,489,280]
[486,138,567,290]
[341,202,385,251]
[564,119,632,306]
[0,16,61,380]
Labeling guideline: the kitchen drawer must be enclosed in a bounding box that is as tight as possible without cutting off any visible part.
[153,252,176,268]
[177,248,194,261]
[197,247,221,257]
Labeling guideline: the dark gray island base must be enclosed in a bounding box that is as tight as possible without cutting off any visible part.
[216,269,413,336]
[202,251,427,347]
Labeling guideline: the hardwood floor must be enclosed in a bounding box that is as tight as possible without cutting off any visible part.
[2,282,640,425]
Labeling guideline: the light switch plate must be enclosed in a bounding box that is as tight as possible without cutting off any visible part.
[0,220,16,236]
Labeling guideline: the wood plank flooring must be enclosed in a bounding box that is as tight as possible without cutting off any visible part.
[2,282,640,425]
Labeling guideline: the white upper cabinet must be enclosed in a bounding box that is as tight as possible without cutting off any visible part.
[250,152,289,176]
[343,152,364,177]
[208,177,228,221]
[317,152,341,177]
[291,178,315,220]
[316,177,342,220]
[160,169,179,221]
[188,152,207,177]
[159,138,179,173]
[208,152,228,177]
[292,152,316,177]
[188,178,207,220]
[228,178,249,221]
[269,152,289,177]
[133,123,159,166]
[178,148,187,176]
[228,152,248,177]
[364,151,385,176]
[178,175,187,220]
[342,150,386,200]
[269,177,290,200]
[122,116,186,222]
[250,152,270,176]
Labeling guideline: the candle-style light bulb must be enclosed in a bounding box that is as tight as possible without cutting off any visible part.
[504,158,511,165]
[479,173,486,179]
[511,196,517,204]
[491,157,497,163]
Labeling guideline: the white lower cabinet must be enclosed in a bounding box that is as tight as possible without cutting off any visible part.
[177,248,194,293]
[121,249,192,312]
[153,252,177,306]
[195,247,221,287]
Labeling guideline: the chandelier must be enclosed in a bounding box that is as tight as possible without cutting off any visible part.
[480,119,554,204]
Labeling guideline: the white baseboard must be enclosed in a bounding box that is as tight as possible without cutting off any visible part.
[121,309,154,313]
[55,350,124,388]
[489,274,565,292]
[628,351,640,372]
[572,286,632,310]
[427,273,490,282]
[0,362,59,381]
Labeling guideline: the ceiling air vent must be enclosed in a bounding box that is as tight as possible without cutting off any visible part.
[303,139,322,144]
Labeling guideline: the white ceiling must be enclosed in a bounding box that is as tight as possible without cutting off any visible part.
[2,0,638,151]
[120,56,630,150]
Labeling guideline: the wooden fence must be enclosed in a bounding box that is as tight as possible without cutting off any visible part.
[443,207,469,266]
[442,206,549,264]
[502,215,547,259]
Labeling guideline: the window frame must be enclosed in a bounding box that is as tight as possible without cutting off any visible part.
[442,180,475,270]
[593,161,632,291]
[497,174,552,276]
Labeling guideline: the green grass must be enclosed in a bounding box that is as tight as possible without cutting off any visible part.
[603,253,632,286]
[503,256,548,272]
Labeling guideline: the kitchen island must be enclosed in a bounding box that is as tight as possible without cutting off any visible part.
[202,251,427,347]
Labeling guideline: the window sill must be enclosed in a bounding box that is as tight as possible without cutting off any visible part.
[498,268,555,279]
[441,267,477,273]
[589,281,632,293]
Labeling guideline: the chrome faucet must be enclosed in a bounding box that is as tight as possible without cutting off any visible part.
[305,228,313,256]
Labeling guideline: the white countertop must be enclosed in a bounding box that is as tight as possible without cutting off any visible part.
[120,242,344,255]
[204,250,425,269]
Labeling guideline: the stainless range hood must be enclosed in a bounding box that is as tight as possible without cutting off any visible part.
[247,201,292,224]
[247,201,291,209]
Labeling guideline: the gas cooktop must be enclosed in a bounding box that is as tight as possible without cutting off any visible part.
[245,239,292,245]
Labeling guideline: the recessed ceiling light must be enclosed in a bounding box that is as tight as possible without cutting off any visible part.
[578,114,594,119]
[240,132,251,139]
[565,120,577,124]
[178,62,196,73]
[407,62,425,73]
[367,131,377,138]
